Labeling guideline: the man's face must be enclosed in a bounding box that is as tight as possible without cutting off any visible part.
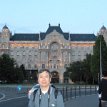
[38,71,51,87]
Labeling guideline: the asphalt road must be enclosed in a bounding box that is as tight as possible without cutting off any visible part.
[0,96,28,107]
[0,85,97,107]
[65,94,98,107]
[0,94,2,99]
[0,86,29,107]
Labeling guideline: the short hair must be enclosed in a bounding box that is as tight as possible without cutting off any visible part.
[37,69,52,78]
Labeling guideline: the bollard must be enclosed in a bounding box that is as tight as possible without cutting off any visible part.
[62,87,65,101]
[74,86,76,98]
[90,85,91,95]
[66,87,68,101]
[70,87,72,99]
[79,85,81,96]
[85,85,86,96]
[95,85,97,94]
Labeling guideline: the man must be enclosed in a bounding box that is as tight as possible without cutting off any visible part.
[99,71,107,107]
[28,69,64,107]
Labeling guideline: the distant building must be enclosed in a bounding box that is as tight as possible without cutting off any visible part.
[97,25,107,45]
[0,24,97,83]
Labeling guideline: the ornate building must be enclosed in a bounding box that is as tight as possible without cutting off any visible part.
[0,24,97,83]
[97,25,107,45]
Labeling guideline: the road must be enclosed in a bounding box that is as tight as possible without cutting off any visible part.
[65,94,99,107]
[0,85,97,107]
[0,94,3,99]
[0,96,28,107]
[0,86,29,107]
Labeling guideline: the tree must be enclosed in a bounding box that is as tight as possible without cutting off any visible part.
[91,35,107,83]
[66,61,84,82]
[32,70,38,83]
[0,54,16,83]
[66,54,96,84]
[0,54,24,83]
[83,54,92,83]
[63,71,69,83]
[66,35,107,84]
[14,66,24,83]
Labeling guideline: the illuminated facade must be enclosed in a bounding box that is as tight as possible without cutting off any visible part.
[0,24,97,83]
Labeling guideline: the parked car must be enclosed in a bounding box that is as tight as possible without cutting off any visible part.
[28,84,40,99]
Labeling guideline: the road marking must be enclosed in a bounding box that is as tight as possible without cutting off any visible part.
[0,93,5,100]
[0,95,27,103]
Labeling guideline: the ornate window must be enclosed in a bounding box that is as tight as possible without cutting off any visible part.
[50,42,60,59]
[42,64,45,68]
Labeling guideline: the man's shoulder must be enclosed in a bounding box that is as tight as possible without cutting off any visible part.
[51,85,62,98]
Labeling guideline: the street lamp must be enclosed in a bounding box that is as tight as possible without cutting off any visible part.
[100,39,102,81]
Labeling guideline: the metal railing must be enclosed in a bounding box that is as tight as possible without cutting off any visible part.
[58,85,98,102]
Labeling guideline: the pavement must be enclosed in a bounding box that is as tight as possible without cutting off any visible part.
[65,94,99,107]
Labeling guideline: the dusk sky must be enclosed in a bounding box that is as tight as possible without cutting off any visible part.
[0,0,107,34]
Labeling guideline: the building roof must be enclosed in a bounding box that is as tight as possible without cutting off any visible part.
[70,34,96,41]
[40,24,69,40]
[9,25,96,42]
[40,32,46,40]
[63,32,69,40]
[46,24,63,35]
[10,33,39,41]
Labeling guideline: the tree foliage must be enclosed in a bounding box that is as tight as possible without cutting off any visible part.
[0,54,24,83]
[92,35,107,82]
[66,35,107,84]
[66,61,84,82]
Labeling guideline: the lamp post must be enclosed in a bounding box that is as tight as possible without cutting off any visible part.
[99,39,102,81]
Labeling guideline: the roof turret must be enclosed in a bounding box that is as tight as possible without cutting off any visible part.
[3,25,9,29]
[101,25,106,30]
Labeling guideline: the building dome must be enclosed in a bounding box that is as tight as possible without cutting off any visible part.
[2,25,8,29]
[100,25,106,30]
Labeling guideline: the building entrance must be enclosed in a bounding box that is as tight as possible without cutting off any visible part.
[51,71,59,83]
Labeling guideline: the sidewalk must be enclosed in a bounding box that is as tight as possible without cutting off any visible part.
[65,94,99,107]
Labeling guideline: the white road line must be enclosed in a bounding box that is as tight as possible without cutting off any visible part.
[0,93,5,100]
[0,95,27,103]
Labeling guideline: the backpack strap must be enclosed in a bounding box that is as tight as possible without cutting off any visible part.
[33,84,59,101]
[51,84,58,99]
[33,89,38,101]
[54,88,58,99]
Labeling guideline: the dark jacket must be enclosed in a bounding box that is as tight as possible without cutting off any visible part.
[28,86,64,107]
[99,78,107,101]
